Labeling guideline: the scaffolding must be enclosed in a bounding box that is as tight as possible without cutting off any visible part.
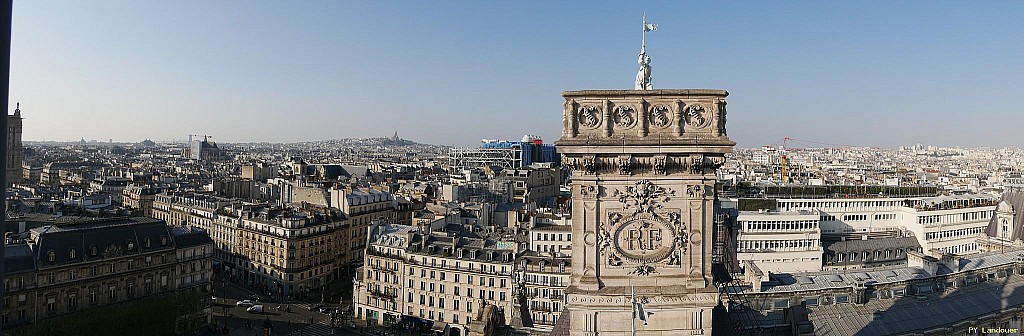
[712,205,765,335]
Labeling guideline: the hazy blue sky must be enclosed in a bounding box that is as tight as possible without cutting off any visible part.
[9,1,1024,148]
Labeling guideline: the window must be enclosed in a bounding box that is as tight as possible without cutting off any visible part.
[127,241,135,251]
[145,238,151,248]
[69,249,77,259]
[90,246,97,256]
[835,295,849,303]
[47,251,55,262]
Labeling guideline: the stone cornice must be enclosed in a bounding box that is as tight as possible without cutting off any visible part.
[563,89,729,97]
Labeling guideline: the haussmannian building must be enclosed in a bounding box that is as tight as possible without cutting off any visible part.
[0,217,213,331]
[354,222,519,336]
[151,189,396,297]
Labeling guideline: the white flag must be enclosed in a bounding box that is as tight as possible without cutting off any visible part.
[644,23,657,32]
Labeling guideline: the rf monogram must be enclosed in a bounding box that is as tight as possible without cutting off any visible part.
[625,228,662,251]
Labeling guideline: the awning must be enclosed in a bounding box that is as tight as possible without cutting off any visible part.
[431,321,448,332]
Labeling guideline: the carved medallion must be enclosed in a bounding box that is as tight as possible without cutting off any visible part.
[583,231,597,247]
[613,218,674,263]
[577,105,602,129]
[613,105,637,128]
[686,104,711,128]
[649,105,672,128]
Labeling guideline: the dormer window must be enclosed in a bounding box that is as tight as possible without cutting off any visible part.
[127,241,135,251]
[69,249,77,259]
[160,236,168,246]
[145,238,151,248]
[90,246,98,256]
[48,251,56,262]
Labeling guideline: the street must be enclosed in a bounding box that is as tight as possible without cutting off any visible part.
[206,277,362,336]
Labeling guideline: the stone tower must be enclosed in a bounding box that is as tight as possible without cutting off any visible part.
[7,102,22,185]
[556,89,733,335]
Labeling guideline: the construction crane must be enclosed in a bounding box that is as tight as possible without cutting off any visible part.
[780,137,790,184]
[766,137,885,185]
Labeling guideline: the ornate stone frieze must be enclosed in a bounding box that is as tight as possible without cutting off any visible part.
[685,103,711,128]
[688,155,704,174]
[617,155,633,175]
[565,154,725,176]
[649,104,672,128]
[578,105,602,129]
[613,105,637,128]
[652,155,667,175]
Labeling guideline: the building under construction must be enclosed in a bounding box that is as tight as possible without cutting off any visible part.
[448,135,558,171]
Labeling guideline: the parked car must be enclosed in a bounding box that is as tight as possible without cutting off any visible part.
[236,300,255,307]
[247,305,265,314]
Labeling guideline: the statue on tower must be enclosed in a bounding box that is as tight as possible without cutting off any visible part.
[635,48,652,90]
[634,15,657,90]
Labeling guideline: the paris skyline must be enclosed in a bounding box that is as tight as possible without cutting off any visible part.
[10,1,1024,148]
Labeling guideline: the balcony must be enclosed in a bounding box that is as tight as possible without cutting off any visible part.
[368,289,398,301]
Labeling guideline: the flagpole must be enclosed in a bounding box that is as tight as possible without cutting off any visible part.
[641,13,646,52]
[631,285,636,336]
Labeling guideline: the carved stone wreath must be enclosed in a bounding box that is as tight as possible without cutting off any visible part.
[614,105,637,128]
[578,106,601,129]
[686,104,711,128]
[649,105,672,128]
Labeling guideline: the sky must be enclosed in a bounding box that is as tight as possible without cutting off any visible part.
[9,1,1024,148]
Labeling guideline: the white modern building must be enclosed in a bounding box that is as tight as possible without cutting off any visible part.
[735,210,823,274]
